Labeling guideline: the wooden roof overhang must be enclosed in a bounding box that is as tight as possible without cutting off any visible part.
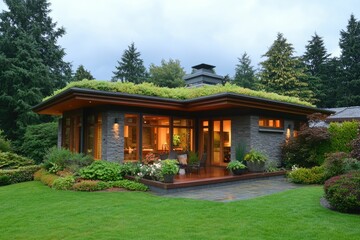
[33,87,334,116]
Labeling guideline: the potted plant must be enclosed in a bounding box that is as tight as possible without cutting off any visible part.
[161,159,179,183]
[172,134,181,147]
[226,161,247,175]
[244,149,267,172]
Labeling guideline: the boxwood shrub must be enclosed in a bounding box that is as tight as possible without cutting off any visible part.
[287,166,325,184]
[0,165,40,186]
[324,171,360,213]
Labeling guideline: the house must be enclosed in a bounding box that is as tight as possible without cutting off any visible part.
[33,65,332,169]
[325,106,360,122]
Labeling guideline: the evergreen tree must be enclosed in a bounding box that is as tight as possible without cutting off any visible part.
[73,65,94,81]
[302,33,330,107]
[112,42,147,83]
[259,33,314,103]
[337,14,360,106]
[149,59,185,88]
[0,0,71,144]
[233,52,258,89]
[321,57,343,107]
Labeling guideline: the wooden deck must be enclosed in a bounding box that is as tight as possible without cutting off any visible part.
[126,167,287,192]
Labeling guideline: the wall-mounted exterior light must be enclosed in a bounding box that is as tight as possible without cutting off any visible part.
[114,118,119,124]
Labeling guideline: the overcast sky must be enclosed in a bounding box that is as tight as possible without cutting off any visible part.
[1,0,360,80]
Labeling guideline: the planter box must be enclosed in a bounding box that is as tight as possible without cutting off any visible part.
[231,168,247,175]
[246,161,265,172]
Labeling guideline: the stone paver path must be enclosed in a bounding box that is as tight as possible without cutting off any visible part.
[156,176,302,202]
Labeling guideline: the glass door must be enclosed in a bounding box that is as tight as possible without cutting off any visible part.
[212,119,231,167]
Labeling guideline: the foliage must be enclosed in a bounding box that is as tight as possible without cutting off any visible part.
[109,180,148,191]
[328,121,359,153]
[172,134,181,146]
[47,80,314,107]
[0,0,71,143]
[259,33,314,103]
[244,150,267,163]
[350,134,360,160]
[287,166,325,184]
[233,52,258,90]
[20,122,58,163]
[337,14,360,106]
[0,152,35,169]
[34,169,60,187]
[235,142,247,161]
[0,165,40,186]
[43,147,93,173]
[0,130,12,152]
[73,65,94,81]
[188,151,199,165]
[79,161,122,181]
[149,58,186,88]
[324,171,360,213]
[119,162,140,177]
[226,161,246,170]
[52,176,75,190]
[323,152,360,179]
[137,162,162,181]
[302,33,330,107]
[281,114,330,168]
[112,42,147,83]
[72,180,110,192]
[160,159,179,175]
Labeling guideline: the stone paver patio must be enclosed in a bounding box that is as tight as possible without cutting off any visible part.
[155,176,302,202]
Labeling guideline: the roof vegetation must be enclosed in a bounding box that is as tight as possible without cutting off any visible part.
[46,80,314,107]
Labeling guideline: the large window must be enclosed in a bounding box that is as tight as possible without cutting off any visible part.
[142,115,170,159]
[259,117,283,129]
[124,114,139,160]
[173,118,193,153]
[62,114,81,153]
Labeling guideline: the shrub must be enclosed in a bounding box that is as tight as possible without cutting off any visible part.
[287,166,325,184]
[0,152,35,169]
[109,180,148,191]
[52,176,75,190]
[328,121,359,153]
[72,180,109,191]
[43,147,93,173]
[350,134,360,160]
[119,162,140,176]
[34,169,60,187]
[20,122,58,164]
[324,171,360,213]
[323,152,360,179]
[244,150,267,163]
[281,114,331,168]
[79,161,122,181]
[0,130,12,152]
[0,165,41,185]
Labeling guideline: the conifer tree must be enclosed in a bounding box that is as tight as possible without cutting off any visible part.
[73,65,94,81]
[0,0,71,144]
[337,14,360,106]
[259,33,314,103]
[112,42,147,83]
[233,52,258,90]
[302,33,330,107]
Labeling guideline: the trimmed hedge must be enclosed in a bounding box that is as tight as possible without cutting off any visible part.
[287,166,325,184]
[0,165,40,186]
[34,169,60,187]
[328,121,359,153]
[0,152,35,169]
[324,171,360,213]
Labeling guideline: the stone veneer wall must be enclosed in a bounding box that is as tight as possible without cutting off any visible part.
[57,118,62,148]
[231,115,294,167]
[101,111,124,163]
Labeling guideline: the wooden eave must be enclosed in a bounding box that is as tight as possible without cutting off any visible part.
[33,88,334,116]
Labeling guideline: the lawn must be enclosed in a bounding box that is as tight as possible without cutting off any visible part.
[0,182,359,240]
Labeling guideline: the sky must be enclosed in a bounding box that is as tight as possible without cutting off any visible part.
[1,0,360,80]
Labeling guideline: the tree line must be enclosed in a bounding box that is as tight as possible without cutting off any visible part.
[0,0,360,150]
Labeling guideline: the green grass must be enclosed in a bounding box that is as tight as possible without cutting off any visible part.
[1,182,359,240]
[45,80,314,107]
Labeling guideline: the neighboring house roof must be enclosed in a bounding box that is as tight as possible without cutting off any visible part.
[33,87,334,117]
[325,106,360,122]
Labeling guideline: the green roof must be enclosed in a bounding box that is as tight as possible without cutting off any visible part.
[45,80,314,107]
